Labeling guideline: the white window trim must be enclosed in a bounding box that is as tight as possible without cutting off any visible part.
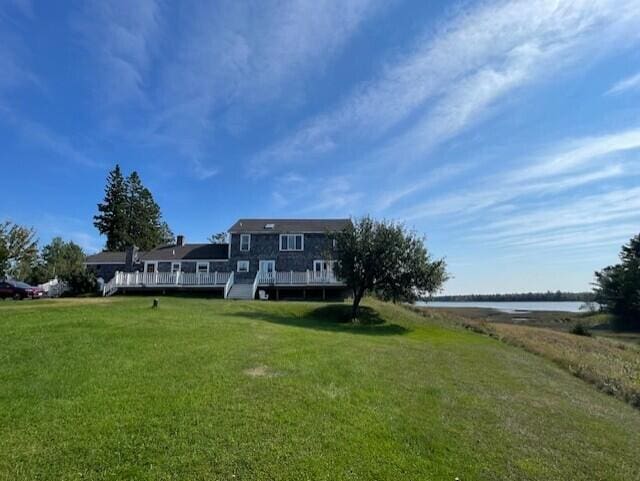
[237,260,250,273]
[279,233,304,251]
[240,234,251,252]
[144,261,158,273]
[196,262,209,274]
[313,259,336,273]
[171,262,181,273]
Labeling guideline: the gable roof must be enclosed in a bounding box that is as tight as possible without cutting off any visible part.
[85,251,127,264]
[228,218,351,234]
[140,243,229,261]
[84,243,230,264]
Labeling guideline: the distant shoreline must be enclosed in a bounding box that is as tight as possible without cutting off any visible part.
[429,292,594,303]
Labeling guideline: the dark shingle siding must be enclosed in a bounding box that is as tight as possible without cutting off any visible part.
[228,219,351,234]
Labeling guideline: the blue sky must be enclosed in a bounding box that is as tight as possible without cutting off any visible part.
[1,0,639,294]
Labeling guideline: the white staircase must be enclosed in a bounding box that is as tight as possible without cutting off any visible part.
[226,283,254,300]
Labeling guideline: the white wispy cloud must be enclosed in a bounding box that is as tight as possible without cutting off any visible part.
[606,70,640,95]
[270,173,362,215]
[506,127,640,182]
[72,0,163,106]
[374,162,474,212]
[253,0,640,172]
[67,0,387,179]
[396,126,640,222]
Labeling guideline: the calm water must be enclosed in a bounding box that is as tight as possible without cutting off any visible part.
[416,301,587,313]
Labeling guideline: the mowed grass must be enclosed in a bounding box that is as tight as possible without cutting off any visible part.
[1,297,639,480]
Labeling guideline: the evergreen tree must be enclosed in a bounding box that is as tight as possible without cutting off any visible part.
[594,233,640,329]
[94,166,173,251]
[93,165,130,250]
[126,171,174,250]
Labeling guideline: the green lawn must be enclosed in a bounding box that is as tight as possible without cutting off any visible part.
[0,297,639,480]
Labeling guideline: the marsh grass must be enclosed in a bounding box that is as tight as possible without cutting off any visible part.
[413,305,640,408]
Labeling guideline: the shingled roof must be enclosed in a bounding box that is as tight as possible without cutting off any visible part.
[228,219,351,233]
[85,243,229,264]
[139,243,229,261]
[85,251,127,264]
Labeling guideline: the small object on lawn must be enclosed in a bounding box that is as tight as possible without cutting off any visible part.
[152,298,159,309]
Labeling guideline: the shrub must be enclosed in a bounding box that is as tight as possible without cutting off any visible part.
[570,322,591,337]
[64,269,98,296]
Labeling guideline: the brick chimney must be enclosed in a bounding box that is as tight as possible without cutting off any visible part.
[176,235,185,246]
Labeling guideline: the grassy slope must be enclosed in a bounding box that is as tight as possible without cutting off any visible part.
[414,307,640,408]
[0,297,638,481]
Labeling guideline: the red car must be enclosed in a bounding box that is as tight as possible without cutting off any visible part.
[0,280,44,300]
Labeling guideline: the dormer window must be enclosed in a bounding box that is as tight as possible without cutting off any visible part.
[240,234,251,251]
[265,223,275,229]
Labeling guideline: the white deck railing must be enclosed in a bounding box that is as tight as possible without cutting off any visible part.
[257,270,342,285]
[109,271,231,290]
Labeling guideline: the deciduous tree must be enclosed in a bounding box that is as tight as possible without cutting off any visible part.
[0,221,38,280]
[331,216,448,320]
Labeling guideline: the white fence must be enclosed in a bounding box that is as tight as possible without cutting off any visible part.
[38,278,70,297]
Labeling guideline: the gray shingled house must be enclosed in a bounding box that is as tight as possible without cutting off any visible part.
[86,219,350,300]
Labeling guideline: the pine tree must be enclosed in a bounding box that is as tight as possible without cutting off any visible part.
[94,166,173,251]
[93,165,130,250]
[125,171,174,250]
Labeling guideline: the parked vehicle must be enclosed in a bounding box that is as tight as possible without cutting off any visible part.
[0,280,44,300]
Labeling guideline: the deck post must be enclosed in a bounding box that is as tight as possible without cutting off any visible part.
[306,269,309,284]
[214,271,218,284]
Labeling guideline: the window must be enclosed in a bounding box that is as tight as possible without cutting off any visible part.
[171,262,181,273]
[240,234,251,251]
[197,262,209,274]
[280,234,304,251]
[237,260,250,273]
[145,262,156,273]
[314,260,337,273]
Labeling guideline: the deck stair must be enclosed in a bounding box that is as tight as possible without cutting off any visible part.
[226,283,254,300]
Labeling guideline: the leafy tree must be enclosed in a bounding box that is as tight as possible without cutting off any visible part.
[126,171,174,250]
[331,216,448,320]
[94,166,173,251]
[594,233,640,329]
[65,269,98,295]
[42,237,86,278]
[208,232,227,244]
[94,164,129,250]
[0,221,38,280]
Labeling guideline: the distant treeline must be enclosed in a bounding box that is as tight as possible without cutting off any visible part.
[431,291,595,302]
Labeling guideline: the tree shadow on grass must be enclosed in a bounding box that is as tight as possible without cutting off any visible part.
[228,304,409,336]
